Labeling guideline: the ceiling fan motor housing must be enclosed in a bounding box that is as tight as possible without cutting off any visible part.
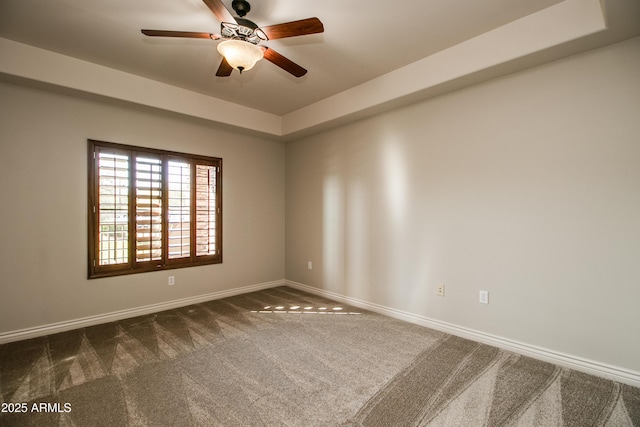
[220,21,266,44]
[222,0,264,43]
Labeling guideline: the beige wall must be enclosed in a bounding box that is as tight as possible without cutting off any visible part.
[286,38,640,372]
[0,83,285,333]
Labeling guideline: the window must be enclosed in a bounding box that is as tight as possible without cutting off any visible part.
[88,140,222,278]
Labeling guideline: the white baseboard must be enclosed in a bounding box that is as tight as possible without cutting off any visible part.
[0,279,284,345]
[285,280,640,388]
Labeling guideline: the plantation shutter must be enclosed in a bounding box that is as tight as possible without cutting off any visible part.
[135,155,163,263]
[88,140,222,279]
[167,159,191,260]
[96,148,130,267]
[195,163,219,257]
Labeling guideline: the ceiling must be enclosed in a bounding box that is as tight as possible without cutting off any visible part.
[1,0,639,136]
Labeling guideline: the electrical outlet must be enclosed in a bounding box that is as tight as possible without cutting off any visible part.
[437,283,445,297]
[308,261,313,270]
[168,276,175,286]
[479,290,489,304]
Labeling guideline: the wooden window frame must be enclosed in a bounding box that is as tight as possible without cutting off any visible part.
[88,139,222,279]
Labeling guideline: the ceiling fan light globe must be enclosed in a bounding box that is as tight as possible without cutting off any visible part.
[217,40,263,73]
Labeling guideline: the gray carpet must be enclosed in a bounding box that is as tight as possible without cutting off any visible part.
[0,286,638,426]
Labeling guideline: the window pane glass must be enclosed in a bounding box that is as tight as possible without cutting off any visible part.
[195,164,217,256]
[135,156,162,262]
[168,160,191,259]
[97,152,129,265]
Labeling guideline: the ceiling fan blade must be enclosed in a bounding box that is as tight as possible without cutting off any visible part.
[260,17,324,40]
[215,57,234,77]
[263,48,307,78]
[141,30,221,39]
[202,0,237,24]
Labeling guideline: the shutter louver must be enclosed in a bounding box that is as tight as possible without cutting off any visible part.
[196,164,218,256]
[97,150,129,266]
[168,159,191,259]
[135,156,163,262]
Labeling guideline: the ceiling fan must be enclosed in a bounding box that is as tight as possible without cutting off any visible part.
[141,0,324,77]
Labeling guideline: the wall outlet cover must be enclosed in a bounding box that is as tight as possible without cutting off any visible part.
[479,290,489,304]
